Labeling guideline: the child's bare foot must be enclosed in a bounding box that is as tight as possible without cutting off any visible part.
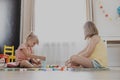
[72,65,83,68]
[33,64,41,68]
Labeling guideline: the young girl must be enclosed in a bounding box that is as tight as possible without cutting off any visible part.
[15,32,46,68]
[65,21,108,68]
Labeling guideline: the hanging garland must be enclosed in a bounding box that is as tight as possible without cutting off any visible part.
[97,0,120,21]
[117,6,120,17]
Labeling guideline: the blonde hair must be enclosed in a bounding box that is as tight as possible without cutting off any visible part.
[84,21,99,40]
[26,32,39,44]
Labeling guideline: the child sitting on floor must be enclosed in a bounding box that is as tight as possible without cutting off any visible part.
[15,32,46,68]
[65,21,108,68]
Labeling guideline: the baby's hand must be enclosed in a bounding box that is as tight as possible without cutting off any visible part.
[39,56,46,61]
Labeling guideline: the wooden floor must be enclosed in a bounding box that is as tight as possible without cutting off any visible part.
[0,67,120,80]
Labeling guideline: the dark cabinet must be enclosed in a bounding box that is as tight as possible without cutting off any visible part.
[0,0,21,53]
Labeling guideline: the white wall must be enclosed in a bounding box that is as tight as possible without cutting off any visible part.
[34,0,87,65]
[34,0,86,43]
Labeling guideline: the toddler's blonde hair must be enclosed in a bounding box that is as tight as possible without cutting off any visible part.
[26,32,39,44]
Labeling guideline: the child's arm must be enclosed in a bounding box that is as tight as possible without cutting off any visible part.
[21,48,46,60]
[80,37,99,57]
[31,58,41,64]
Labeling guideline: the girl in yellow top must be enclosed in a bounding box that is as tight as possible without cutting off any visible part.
[65,21,108,68]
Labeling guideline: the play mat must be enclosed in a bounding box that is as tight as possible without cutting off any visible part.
[0,66,109,72]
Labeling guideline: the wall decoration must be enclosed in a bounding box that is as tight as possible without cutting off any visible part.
[97,0,112,21]
[97,0,120,21]
[117,6,120,17]
[93,0,120,37]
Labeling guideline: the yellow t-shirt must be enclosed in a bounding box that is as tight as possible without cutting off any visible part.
[89,39,108,67]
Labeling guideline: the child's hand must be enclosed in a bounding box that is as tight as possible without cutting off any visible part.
[65,59,71,66]
[31,58,41,64]
[66,62,72,68]
[39,56,46,61]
